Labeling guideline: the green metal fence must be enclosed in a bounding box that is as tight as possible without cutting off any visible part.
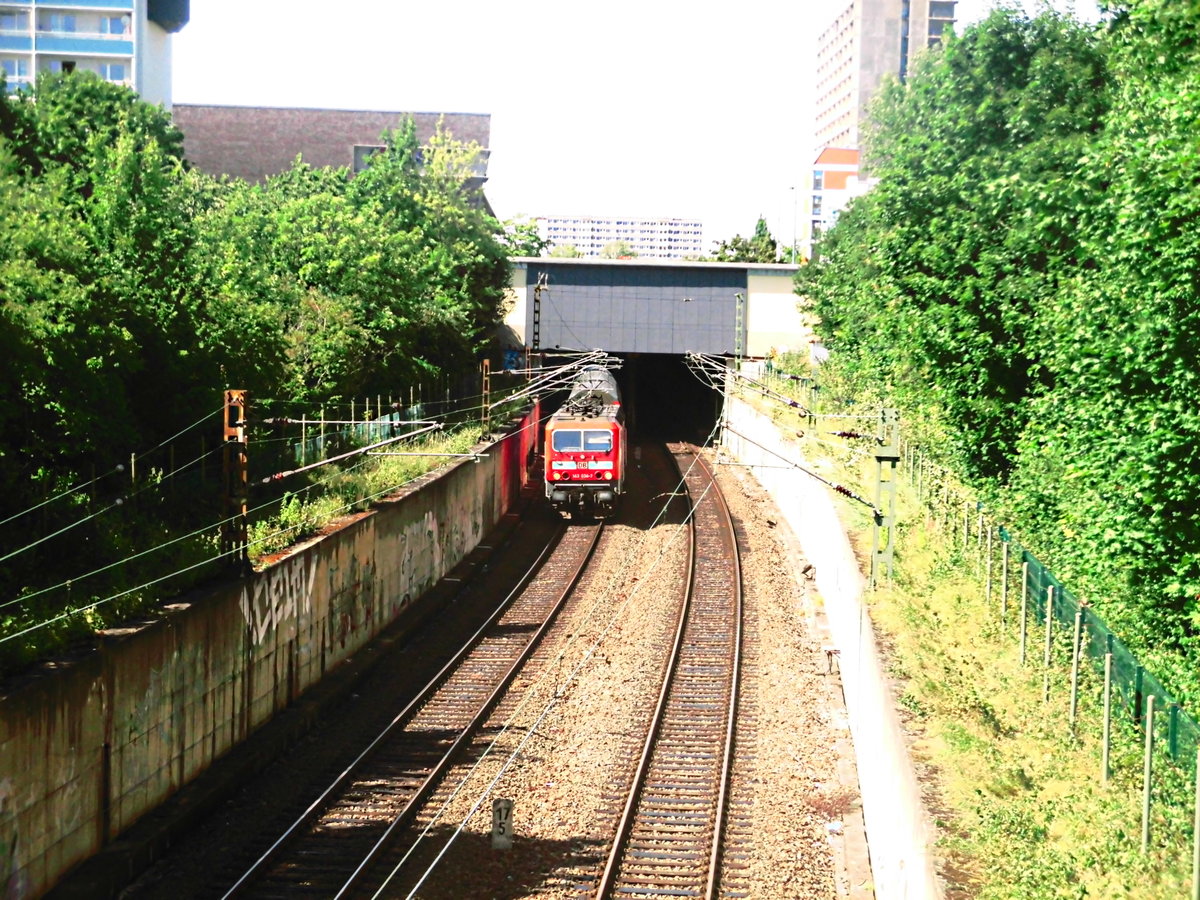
[1020,546,1200,774]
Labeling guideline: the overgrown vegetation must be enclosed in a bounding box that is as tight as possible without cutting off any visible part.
[0,71,516,667]
[797,1,1200,704]
[245,425,484,563]
[762,358,1193,897]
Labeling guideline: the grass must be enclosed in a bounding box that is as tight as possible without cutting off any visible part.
[873,519,1193,898]
[747,362,1196,898]
[246,423,486,564]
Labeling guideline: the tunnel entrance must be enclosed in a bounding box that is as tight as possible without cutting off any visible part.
[615,354,723,443]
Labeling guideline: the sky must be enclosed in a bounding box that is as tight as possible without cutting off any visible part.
[172,0,1100,251]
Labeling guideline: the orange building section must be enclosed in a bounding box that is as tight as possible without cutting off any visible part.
[815,147,861,166]
[815,147,861,189]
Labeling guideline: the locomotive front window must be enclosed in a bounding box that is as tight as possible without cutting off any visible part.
[584,430,612,452]
[552,429,613,453]
[552,430,583,452]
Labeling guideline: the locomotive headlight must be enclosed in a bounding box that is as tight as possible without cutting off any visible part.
[603,471,613,480]
[551,472,561,481]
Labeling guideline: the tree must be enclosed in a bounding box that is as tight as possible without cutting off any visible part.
[801,9,1109,481]
[502,217,549,257]
[712,217,780,263]
[549,244,583,258]
[600,240,636,259]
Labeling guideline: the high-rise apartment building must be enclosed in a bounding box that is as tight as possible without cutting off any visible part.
[0,0,188,107]
[802,0,956,257]
[537,215,705,260]
[815,0,957,149]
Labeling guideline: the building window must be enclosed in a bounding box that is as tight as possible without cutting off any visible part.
[930,1,956,18]
[812,195,823,215]
[0,11,29,31]
[100,62,125,82]
[100,16,130,35]
[48,59,76,74]
[43,14,76,32]
[352,144,385,173]
[812,171,824,191]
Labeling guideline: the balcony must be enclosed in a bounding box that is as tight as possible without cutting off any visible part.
[36,32,131,53]
[34,1,134,9]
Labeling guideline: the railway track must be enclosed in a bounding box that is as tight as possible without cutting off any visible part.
[222,519,603,899]
[595,443,743,900]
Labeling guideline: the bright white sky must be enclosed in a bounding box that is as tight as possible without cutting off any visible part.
[172,0,1099,250]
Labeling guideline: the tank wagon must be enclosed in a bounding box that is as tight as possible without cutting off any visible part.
[544,365,627,518]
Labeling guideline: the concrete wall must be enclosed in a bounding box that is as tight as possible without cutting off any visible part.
[0,408,539,897]
[721,397,943,900]
[745,271,811,358]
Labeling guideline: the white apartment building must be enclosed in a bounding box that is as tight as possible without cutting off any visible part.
[802,0,956,258]
[537,215,705,260]
[0,0,188,107]
[815,0,957,150]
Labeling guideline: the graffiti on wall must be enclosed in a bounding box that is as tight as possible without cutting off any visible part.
[0,778,25,899]
[240,555,317,645]
[397,509,441,610]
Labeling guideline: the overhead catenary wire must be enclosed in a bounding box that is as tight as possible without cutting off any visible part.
[720,424,880,516]
[0,404,226,529]
[0,441,227,567]
[0,448,457,644]
[2,370,552,638]
[0,441,375,615]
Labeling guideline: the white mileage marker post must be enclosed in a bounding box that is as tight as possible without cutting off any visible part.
[492,798,514,850]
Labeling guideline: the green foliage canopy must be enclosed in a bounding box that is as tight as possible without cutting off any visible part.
[796,3,1200,675]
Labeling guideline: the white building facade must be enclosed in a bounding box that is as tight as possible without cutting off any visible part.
[537,215,705,260]
[0,0,188,107]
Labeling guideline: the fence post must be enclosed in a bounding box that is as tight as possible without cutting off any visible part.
[1192,747,1200,900]
[976,507,984,569]
[1171,704,1180,759]
[1020,561,1029,665]
[1043,585,1055,703]
[1143,695,1156,853]
[1102,652,1113,784]
[962,500,970,550]
[1001,540,1010,628]
[985,524,993,607]
[1070,607,1083,730]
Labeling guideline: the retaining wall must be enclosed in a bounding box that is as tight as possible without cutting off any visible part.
[722,397,943,900]
[0,407,539,897]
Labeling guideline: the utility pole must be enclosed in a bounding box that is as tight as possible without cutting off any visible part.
[791,185,797,264]
[481,359,492,434]
[870,408,901,588]
[531,272,547,352]
[222,390,249,571]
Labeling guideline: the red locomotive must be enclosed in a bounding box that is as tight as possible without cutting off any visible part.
[544,365,626,518]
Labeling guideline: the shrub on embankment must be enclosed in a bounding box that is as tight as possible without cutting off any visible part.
[797,1,1200,703]
[0,71,516,668]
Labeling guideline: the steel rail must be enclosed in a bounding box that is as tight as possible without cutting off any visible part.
[333,522,604,898]
[595,455,697,895]
[222,519,602,898]
[595,444,744,900]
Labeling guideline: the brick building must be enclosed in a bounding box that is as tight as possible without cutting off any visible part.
[171,104,491,186]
